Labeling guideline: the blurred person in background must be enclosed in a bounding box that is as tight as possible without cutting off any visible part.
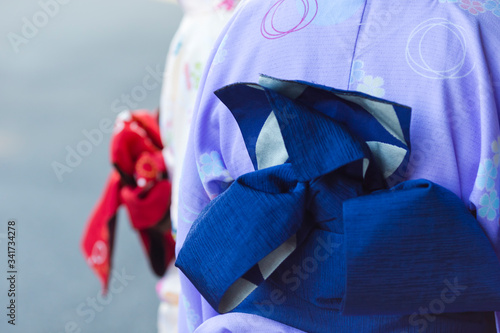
[156,1,240,332]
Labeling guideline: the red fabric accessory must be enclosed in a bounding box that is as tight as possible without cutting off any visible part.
[81,110,175,292]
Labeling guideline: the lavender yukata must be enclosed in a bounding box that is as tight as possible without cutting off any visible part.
[174,0,500,332]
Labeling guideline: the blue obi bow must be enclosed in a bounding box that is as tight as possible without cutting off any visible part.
[176,76,500,332]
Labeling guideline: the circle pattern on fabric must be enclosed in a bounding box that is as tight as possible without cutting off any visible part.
[91,240,108,265]
[261,0,319,39]
[406,18,475,79]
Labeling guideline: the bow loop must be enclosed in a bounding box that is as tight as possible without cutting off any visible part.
[264,88,370,182]
[82,110,175,292]
[178,76,412,314]
[176,167,310,313]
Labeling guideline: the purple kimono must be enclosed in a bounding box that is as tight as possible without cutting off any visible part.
[175,0,500,331]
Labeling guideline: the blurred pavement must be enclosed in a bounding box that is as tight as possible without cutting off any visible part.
[0,0,182,332]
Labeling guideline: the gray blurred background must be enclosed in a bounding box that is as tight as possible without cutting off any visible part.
[0,0,183,332]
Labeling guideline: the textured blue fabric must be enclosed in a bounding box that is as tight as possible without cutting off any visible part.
[214,83,275,171]
[343,179,500,315]
[176,77,499,332]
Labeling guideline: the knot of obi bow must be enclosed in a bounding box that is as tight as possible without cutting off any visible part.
[176,76,500,332]
[82,110,175,292]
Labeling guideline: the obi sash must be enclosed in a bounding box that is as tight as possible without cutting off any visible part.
[176,76,500,332]
[82,110,175,291]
